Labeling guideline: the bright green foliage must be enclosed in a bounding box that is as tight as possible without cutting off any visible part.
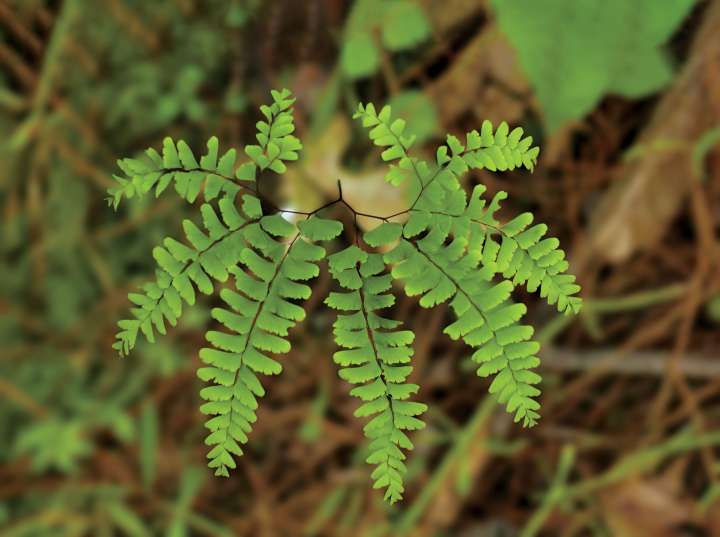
[387,90,439,144]
[14,419,93,474]
[340,0,431,79]
[199,213,340,476]
[113,197,251,356]
[107,88,301,209]
[353,102,581,427]
[353,102,540,188]
[112,88,303,357]
[482,199,583,315]
[381,1,431,52]
[386,236,543,426]
[110,88,581,503]
[493,0,696,131]
[326,246,426,503]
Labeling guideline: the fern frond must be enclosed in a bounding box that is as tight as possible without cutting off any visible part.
[385,236,541,427]
[107,89,301,209]
[326,245,426,503]
[351,101,577,427]
[411,122,540,218]
[463,119,540,172]
[113,89,304,354]
[353,106,553,427]
[200,213,342,476]
[113,194,252,356]
[110,89,583,503]
[107,136,241,209]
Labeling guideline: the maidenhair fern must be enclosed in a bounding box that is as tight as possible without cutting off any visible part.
[109,88,582,503]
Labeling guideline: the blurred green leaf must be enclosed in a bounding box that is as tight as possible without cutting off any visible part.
[106,502,152,537]
[493,0,696,131]
[309,70,342,138]
[705,294,720,324]
[381,1,431,51]
[340,0,431,80]
[139,401,159,490]
[387,90,438,144]
[14,419,92,474]
[109,411,135,442]
[303,487,348,536]
[692,126,720,182]
[166,466,205,537]
[298,382,328,443]
[341,32,379,79]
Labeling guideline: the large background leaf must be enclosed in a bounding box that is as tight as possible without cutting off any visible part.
[493,0,697,131]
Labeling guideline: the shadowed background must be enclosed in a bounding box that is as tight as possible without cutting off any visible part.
[1,0,720,535]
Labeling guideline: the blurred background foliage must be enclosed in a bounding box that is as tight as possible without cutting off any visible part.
[1,0,720,535]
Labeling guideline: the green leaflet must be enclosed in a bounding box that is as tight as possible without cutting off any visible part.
[387,90,439,145]
[110,88,582,504]
[353,104,539,192]
[407,185,582,316]
[326,248,426,503]
[364,222,403,247]
[297,216,344,242]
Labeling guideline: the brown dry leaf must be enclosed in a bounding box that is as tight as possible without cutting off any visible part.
[599,477,693,537]
[472,84,525,128]
[428,27,529,127]
[418,0,484,37]
[580,0,720,266]
[419,437,492,533]
[282,116,410,230]
[708,499,720,535]
[414,414,512,537]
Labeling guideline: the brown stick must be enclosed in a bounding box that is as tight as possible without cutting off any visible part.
[580,0,720,266]
[540,346,720,379]
[0,1,43,55]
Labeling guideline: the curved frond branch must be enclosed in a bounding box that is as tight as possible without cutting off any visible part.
[353,102,429,190]
[407,185,582,314]
[107,89,301,209]
[494,211,582,315]
[410,121,540,213]
[201,225,301,476]
[352,103,539,213]
[107,136,246,209]
[386,237,542,427]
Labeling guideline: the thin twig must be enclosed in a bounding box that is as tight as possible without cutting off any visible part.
[539,346,720,379]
